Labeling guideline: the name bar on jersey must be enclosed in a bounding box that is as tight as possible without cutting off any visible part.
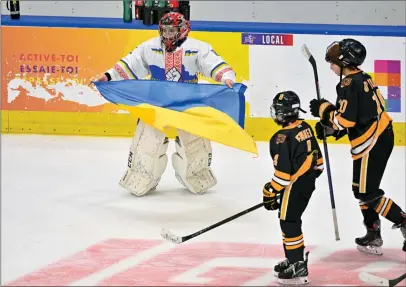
[241,33,293,46]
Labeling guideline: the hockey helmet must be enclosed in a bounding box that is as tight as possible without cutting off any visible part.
[325,38,366,68]
[159,12,190,52]
[270,91,306,125]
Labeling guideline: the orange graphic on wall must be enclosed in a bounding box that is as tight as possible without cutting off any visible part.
[1,26,249,114]
[1,26,157,113]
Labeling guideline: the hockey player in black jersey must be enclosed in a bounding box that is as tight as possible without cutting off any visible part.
[309,38,406,255]
[263,91,324,285]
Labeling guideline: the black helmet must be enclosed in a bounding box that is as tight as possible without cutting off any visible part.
[270,91,306,125]
[325,38,366,67]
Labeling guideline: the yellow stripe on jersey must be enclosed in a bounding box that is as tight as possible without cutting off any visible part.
[351,112,392,160]
[351,121,377,148]
[281,120,302,130]
[270,179,284,192]
[275,169,291,181]
[336,114,356,128]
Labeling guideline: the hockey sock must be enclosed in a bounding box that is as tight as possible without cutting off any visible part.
[280,220,305,263]
[360,203,379,228]
[284,233,305,263]
[374,196,403,225]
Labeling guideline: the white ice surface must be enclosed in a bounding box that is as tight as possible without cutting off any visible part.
[1,135,405,285]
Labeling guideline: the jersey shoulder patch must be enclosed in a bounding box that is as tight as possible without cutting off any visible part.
[271,130,288,145]
[341,77,352,87]
[276,133,287,144]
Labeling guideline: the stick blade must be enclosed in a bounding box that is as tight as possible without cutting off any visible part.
[160,228,183,244]
[359,272,389,286]
[301,44,313,60]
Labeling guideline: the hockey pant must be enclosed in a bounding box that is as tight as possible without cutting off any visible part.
[353,124,404,228]
[279,174,315,264]
[119,120,217,196]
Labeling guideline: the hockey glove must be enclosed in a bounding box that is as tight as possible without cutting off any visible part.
[315,121,335,140]
[309,99,335,120]
[263,182,280,211]
[315,121,348,141]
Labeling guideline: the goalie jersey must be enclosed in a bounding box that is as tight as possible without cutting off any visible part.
[106,36,236,84]
[268,120,324,192]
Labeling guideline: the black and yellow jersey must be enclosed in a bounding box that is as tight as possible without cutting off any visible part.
[321,70,392,160]
[268,120,324,192]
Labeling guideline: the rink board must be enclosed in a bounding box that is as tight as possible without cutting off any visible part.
[1,110,406,146]
[1,16,405,145]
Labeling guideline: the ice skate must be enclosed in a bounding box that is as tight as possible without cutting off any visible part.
[277,252,310,285]
[274,258,290,277]
[356,220,383,255]
[391,212,406,252]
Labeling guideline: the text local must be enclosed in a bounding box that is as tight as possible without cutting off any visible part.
[262,35,285,45]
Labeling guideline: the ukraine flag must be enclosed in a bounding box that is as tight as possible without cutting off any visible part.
[94,80,257,155]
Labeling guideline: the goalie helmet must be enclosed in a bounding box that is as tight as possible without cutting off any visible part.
[325,38,366,68]
[159,12,190,52]
[270,91,306,125]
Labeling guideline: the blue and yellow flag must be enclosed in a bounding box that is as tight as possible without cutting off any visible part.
[94,80,257,155]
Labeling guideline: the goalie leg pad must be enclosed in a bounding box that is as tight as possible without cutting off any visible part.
[171,129,217,195]
[119,120,169,196]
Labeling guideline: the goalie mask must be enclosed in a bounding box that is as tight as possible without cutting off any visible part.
[270,91,306,125]
[159,12,190,52]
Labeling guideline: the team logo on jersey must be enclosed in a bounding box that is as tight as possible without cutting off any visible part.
[276,134,286,144]
[166,67,181,81]
[341,78,352,87]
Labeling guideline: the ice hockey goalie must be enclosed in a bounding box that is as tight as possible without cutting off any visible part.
[95,12,236,196]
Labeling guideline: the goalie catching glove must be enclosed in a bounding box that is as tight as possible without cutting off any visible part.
[263,182,280,211]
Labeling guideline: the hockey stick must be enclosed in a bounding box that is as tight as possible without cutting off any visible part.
[359,271,406,287]
[161,202,264,244]
[301,44,340,241]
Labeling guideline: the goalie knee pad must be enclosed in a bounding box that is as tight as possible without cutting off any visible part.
[119,120,169,196]
[171,130,217,195]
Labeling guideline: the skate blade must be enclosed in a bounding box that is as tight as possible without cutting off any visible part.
[277,276,310,285]
[357,245,383,255]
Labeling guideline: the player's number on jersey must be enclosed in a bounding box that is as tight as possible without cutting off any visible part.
[273,154,279,166]
[307,140,312,152]
[338,99,348,113]
[365,79,385,114]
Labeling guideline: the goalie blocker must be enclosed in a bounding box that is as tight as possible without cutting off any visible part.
[119,120,217,196]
